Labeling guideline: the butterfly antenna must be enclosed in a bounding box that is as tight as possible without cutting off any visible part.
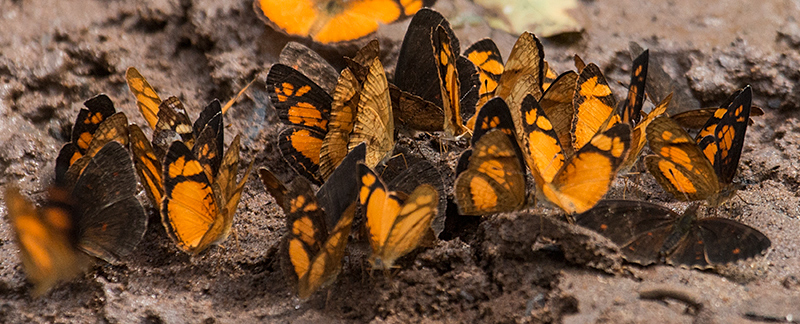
[222,77,256,114]
[735,191,753,205]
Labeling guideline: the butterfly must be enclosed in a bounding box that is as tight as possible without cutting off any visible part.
[645,86,753,206]
[455,97,527,215]
[358,162,439,269]
[129,97,225,208]
[5,141,147,296]
[390,8,479,134]
[575,200,771,268]
[253,0,431,44]
[520,93,632,214]
[260,143,366,299]
[571,50,663,172]
[341,55,395,169]
[55,94,128,186]
[267,63,333,185]
[464,32,546,135]
[160,132,252,254]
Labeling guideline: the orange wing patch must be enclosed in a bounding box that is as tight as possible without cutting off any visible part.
[464,38,504,107]
[254,0,427,44]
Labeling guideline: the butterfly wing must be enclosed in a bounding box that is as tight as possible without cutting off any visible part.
[161,141,222,254]
[125,67,162,129]
[542,123,631,214]
[71,142,147,262]
[455,130,527,215]
[129,124,164,207]
[644,116,720,202]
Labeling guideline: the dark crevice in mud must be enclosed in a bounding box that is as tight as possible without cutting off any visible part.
[440,199,483,242]
[66,48,116,78]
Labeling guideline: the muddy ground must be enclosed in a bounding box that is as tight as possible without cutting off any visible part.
[2,0,800,323]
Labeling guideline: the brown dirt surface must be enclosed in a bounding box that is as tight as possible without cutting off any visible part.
[2,0,800,322]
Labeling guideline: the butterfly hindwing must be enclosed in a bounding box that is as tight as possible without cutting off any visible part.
[539,71,579,159]
[455,101,528,218]
[348,57,395,168]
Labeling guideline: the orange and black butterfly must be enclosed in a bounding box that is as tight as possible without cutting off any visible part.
[267,64,333,185]
[464,32,545,139]
[645,86,753,206]
[571,50,660,172]
[575,200,770,268]
[55,94,121,185]
[260,143,365,299]
[160,133,252,254]
[520,94,631,214]
[5,142,147,296]
[670,87,765,130]
[253,0,433,45]
[358,162,439,269]
[390,8,479,134]
[129,99,225,208]
[455,98,527,215]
